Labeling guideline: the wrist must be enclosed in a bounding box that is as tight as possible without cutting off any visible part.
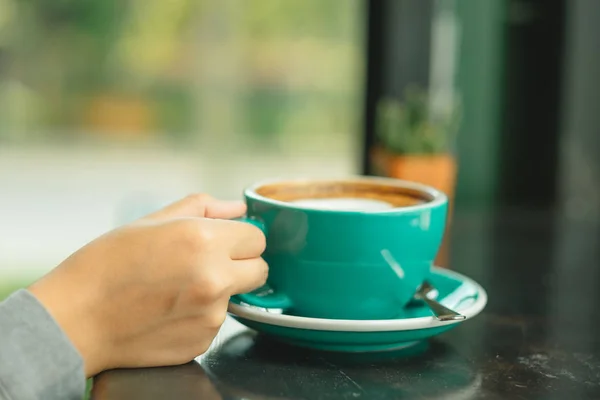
[28,273,109,377]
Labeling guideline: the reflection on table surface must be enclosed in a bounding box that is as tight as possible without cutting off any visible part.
[94,317,482,400]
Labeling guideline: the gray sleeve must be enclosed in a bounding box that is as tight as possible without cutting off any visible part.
[0,289,86,400]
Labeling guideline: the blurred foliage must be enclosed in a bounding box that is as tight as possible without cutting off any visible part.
[0,282,25,301]
[376,86,461,155]
[241,0,355,39]
[0,0,362,144]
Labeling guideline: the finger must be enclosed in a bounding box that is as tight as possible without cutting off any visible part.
[228,257,269,295]
[213,219,267,260]
[204,201,246,219]
[144,194,246,220]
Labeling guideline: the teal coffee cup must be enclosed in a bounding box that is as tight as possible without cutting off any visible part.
[232,177,448,320]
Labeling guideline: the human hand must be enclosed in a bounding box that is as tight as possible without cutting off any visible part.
[28,194,267,377]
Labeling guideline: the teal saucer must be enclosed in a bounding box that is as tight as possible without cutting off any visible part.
[227,267,487,352]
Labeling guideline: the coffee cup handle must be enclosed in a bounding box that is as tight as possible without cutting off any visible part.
[230,216,294,310]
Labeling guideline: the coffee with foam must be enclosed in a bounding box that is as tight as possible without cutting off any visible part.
[255,179,430,211]
[292,197,394,211]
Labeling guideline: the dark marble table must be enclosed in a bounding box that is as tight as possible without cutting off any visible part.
[91,210,600,399]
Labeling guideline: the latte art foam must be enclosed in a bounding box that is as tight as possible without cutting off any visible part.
[292,197,394,211]
[255,179,430,208]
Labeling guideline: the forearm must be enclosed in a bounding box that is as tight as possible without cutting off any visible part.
[0,289,85,400]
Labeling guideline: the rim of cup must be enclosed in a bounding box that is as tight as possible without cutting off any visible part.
[243,176,448,214]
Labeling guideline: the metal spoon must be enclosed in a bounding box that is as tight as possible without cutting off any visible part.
[414,281,466,321]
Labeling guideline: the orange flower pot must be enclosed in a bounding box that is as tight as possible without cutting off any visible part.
[370,147,457,268]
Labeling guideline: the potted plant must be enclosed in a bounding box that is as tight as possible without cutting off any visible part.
[370,86,461,267]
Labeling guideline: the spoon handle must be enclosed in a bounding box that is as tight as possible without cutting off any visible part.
[421,296,466,321]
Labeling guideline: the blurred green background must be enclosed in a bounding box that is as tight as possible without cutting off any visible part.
[0,0,363,145]
[0,0,366,293]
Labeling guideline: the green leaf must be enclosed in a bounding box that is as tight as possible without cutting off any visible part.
[375,86,461,155]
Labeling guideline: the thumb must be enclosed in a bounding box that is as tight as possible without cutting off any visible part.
[143,194,246,220]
